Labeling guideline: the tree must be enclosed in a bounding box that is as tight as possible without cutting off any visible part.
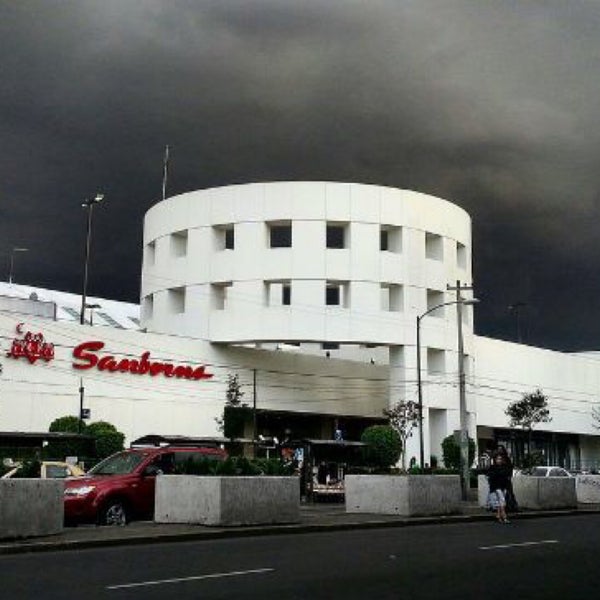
[505,389,552,463]
[86,421,125,460]
[216,374,251,441]
[441,434,476,470]
[360,425,402,470]
[383,400,420,470]
[46,416,125,462]
[46,415,88,459]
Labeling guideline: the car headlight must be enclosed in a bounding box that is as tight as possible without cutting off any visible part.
[64,485,96,497]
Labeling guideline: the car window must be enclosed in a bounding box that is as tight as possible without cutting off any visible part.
[550,468,568,477]
[531,467,547,477]
[46,465,70,478]
[89,451,147,475]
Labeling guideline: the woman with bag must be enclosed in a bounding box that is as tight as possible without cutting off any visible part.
[487,453,512,524]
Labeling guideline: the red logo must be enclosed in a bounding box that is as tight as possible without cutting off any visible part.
[72,341,213,381]
[7,323,55,364]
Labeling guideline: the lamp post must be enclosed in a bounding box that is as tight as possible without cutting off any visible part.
[85,303,101,326]
[80,194,104,325]
[416,295,479,485]
[8,247,28,284]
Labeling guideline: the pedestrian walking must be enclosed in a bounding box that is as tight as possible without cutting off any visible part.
[487,453,512,524]
[494,445,518,513]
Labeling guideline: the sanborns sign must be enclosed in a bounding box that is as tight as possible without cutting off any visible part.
[73,341,213,381]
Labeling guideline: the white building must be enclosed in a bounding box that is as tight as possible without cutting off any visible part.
[1,182,599,468]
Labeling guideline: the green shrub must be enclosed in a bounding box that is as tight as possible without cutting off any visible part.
[12,459,41,478]
[86,421,125,460]
[361,425,402,470]
[172,456,296,476]
[441,434,476,470]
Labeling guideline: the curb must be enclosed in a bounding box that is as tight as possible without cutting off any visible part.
[2,508,600,556]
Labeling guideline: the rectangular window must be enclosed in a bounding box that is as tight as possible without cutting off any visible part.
[146,241,156,266]
[213,224,234,251]
[326,222,347,249]
[380,229,388,251]
[425,232,443,261]
[322,342,340,350]
[381,284,403,312]
[427,289,445,317]
[326,281,349,307]
[169,287,186,314]
[282,283,291,306]
[211,282,231,310]
[380,226,402,253]
[427,348,445,376]
[225,226,234,250]
[265,280,292,307]
[268,221,292,248]
[326,283,341,306]
[456,242,467,269]
[143,294,154,320]
[171,230,188,258]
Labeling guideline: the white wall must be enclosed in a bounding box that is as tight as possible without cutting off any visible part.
[0,313,387,446]
[473,336,600,437]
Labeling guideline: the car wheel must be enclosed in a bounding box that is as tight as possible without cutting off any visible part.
[100,500,129,526]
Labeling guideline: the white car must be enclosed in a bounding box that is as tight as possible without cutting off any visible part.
[1,461,85,479]
[526,466,573,477]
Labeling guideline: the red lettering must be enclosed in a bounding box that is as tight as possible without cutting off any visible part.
[98,356,119,372]
[193,366,213,380]
[73,341,104,370]
[149,363,164,376]
[71,340,213,382]
[138,352,151,375]
[174,365,193,379]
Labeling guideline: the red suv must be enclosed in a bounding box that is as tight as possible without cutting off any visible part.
[64,445,226,526]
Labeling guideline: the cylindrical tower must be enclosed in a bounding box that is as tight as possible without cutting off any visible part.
[141,181,476,461]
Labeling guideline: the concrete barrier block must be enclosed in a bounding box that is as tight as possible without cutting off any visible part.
[345,475,461,516]
[0,479,63,539]
[477,475,490,507]
[512,476,577,509]
[576,475,600,504]
[154,476,300,526]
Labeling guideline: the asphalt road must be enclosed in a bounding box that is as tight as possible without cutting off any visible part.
[3,515,600,600]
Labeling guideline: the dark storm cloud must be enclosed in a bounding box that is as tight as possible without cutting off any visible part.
[1,0,600,350]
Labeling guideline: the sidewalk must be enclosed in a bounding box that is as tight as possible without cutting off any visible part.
[2,502,600,556]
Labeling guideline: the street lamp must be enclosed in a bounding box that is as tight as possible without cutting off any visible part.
[416,296,479,484]
[85,303,102,326]
[8,247,28,284]
[80,194,104,325]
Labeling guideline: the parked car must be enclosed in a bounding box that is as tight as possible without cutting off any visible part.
[1,460,85,479]
[63,444,226,526]
[521,466,574,477]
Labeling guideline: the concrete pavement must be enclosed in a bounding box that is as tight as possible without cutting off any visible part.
[2,500,600,555]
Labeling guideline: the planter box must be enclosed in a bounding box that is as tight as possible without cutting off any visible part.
[154,475,300,526]
[576,475,600,504]
[345,474,461,517]
[512,475,577,509]
[477,474,490,507]
[0,479,63,539]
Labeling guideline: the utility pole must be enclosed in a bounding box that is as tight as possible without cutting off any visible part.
[508,302,526,344]
[447,280,473,501]
[253,368,257,456]
[78,378,84,434]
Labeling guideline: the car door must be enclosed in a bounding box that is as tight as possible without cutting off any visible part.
[135,453,175,517]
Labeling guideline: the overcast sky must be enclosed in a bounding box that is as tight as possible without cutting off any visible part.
[1,0,599,351]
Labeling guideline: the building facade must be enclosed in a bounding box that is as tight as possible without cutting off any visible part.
[1,182,599,468]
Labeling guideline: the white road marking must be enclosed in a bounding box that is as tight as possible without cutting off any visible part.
[479,539,559,551]
[106,567,275,590]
